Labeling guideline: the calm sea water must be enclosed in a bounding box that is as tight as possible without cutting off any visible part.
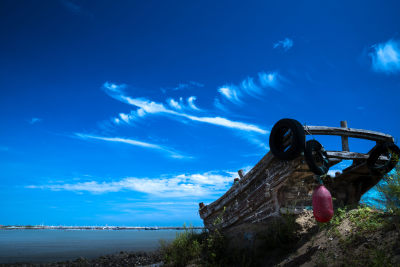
[0,229,184,264]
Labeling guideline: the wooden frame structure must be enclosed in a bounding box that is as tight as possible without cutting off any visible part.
[199,121,396,232]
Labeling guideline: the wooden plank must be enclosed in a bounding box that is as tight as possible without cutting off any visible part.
[304,126,394,142]
[327,151,367,160]
[326,151,389,160]
[340,121,349,151]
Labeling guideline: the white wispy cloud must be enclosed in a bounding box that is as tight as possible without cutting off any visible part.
[216,71,282,105]
[241,77,262,97]
[123,97,170,114]
[102,82,267,134]
[167,98,182,110]
[102,82,128,100]
[119,113,130,123]
[273,38,294,51]
[187,96,200,111]
[26,170,237,198]
[180,114,266,134]
[369,39,400,74]
[167,97,200,111]
[75,133,189,159]
[258,72,280,90]
[218,85,241,105]
[118,111,138,124]
[29,118,42,124]
[109,109,143,126]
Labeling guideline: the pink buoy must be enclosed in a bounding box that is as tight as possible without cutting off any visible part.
[312,185,334,223]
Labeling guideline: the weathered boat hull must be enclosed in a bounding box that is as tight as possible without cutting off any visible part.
[200,119,397,237]
[199,151,385,231]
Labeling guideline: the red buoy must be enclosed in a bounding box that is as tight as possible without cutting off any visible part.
[312,185,334,223]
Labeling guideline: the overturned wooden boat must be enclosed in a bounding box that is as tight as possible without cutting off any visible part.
[199,119,399,231]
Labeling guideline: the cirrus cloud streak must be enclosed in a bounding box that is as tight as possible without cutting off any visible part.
[75,133,190,159]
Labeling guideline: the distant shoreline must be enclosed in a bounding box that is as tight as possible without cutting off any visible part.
[0,225,204,230]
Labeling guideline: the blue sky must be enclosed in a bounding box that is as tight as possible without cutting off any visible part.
[1,0,400,226]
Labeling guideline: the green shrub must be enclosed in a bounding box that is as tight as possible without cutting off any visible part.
[347,206,385,232]
[160,225,230,267]
[319,207,347,237]
[325,207,347,228]
[160,225,203,267]
[323,206,385,235]
[203,228,227,266]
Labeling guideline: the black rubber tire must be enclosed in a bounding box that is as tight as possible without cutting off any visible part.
[304,140,330,175]
[269,118,305,160]
[367,142,400,175]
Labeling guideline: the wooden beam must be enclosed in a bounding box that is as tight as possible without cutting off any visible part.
[304,126,394,142]
[326,151,388,161]
[327,151,367,160]
[341,121,349,152]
